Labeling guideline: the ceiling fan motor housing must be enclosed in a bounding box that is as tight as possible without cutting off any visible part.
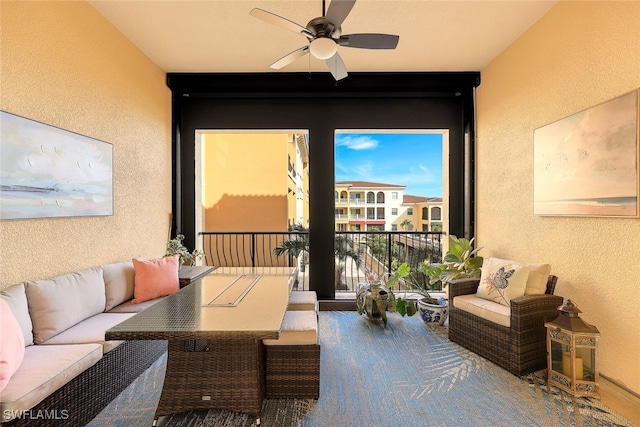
[306,17,340,38]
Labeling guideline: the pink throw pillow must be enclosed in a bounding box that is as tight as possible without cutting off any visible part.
[132,256,180,304]
[0,298,26,392]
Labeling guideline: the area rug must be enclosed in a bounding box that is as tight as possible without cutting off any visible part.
[89,311,634,427]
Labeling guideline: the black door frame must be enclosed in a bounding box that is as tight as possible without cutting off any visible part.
[166,72,480,299]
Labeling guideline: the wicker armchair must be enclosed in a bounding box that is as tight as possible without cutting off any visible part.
[448,275,563,376]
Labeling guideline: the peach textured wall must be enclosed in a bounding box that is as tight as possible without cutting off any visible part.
[0,1,171,287]
[202,133,289,232]
[476,2,640,394]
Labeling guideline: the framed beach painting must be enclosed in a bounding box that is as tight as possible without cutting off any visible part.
[533,90,639,217]
[0,111,113,220]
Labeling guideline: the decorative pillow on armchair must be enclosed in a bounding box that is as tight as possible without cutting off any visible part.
[476,257,530,307]
[132,256,180,304]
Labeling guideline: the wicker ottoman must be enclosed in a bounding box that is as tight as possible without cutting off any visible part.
[263,310,320,399]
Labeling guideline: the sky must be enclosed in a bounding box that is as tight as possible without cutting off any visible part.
[334,132,443,198]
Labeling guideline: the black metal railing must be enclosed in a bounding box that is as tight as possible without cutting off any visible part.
[199,231,444,294]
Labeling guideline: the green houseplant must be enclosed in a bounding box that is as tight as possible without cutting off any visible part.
[165,234,204,266]
[389,261,449,325]
[426,235,484,287]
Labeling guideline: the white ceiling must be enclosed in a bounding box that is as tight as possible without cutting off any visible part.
[88,0,556,75]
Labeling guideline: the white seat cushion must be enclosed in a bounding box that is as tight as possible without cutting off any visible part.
[40,313,134,353]
[263,310,318,346]
[106,296,165,313]
[287,291,318,313]
[453,294,511,327]
[0,344,102,422]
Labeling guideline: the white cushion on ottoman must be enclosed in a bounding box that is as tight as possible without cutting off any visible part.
[287,291,318,313]
[263,311,317,346]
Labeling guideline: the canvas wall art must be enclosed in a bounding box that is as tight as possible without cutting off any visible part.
[0,111,113,220]
[533,90,639,217]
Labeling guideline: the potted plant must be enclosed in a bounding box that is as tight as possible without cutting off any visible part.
[389,261,450,325]
[165,234,204,267]
[355,271,397,326]
[355,262,418,326]
[426,235,484,288]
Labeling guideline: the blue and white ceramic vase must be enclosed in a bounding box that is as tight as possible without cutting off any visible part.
[417,296,448,326]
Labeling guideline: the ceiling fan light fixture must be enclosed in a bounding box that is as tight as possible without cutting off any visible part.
[309,37,337,60]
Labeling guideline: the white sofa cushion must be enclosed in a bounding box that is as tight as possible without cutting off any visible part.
[489,257,551,295]
[263,310,318,346]
[106,296,165,313]
[477,258,530,307]
[26,267,107,344]
[102,261,136,311]
[0,283,34,346]
[287,291,319,313]
[453,294,511,328]
[41,313,134,353]
[0,344,102,423]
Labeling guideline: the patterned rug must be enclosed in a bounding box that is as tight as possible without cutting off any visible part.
[89,311,634,427]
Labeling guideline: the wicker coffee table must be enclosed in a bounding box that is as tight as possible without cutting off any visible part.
[106,267,295,425]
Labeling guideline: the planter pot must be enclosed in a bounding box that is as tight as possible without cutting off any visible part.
[417,296,448,326]
[356,283,391,323]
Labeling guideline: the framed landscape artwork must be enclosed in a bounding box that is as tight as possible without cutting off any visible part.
[533,89,639,217]
[0,111,113,220]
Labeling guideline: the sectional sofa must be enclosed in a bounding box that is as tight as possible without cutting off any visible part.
[0,260,169,426]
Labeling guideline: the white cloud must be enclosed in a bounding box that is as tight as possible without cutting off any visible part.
[335,135,379,150]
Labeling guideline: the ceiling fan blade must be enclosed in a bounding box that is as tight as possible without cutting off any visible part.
[325,52,348,81]
[325,0,356,27]
[338,33,399,49]
[270,46,310,70]
[250,8,311,36]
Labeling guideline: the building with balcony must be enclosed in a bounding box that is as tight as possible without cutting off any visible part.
[335,181,442,232]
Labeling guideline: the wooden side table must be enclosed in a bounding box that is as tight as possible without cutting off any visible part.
[179,265,215,288]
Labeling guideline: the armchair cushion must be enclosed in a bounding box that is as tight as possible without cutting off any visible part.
[489,257,551,295]
[477,258,530,307]
[453,294,511,327]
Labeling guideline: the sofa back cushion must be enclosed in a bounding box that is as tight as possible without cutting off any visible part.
[0,298,26,393]
[26,267,106,344]
[103,261,136,311]
[476,257,530,307]
[0,283,34,346]
[489,257,551,295]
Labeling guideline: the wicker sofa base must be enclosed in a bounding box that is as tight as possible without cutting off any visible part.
[4,340,167,427]
[265,344,320,399]
[448,277,563,377]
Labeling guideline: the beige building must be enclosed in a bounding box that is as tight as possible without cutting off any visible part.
[335,181,442,232]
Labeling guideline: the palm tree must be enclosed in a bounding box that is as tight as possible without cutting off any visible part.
[274,226,360,288]
[400,219,412,230]
[273,223,309,271]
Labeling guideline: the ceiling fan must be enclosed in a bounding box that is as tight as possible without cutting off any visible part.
[250,0,399,81]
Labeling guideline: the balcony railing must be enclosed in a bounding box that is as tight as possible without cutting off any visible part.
[199,231,444,294]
